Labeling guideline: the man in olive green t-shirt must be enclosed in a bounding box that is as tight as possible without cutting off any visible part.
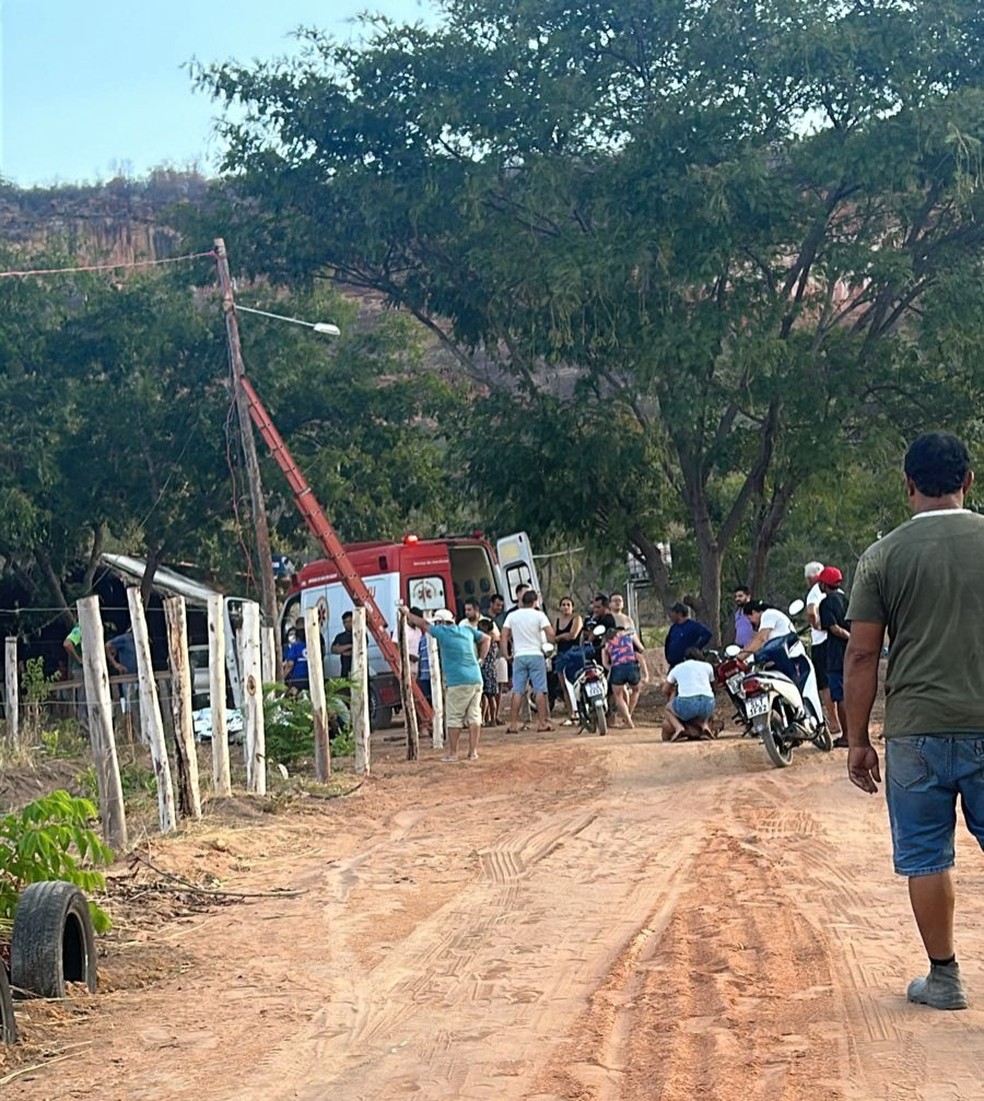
[846,431,984,1011]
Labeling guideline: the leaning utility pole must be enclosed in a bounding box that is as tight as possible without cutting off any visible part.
[214,238,279,660]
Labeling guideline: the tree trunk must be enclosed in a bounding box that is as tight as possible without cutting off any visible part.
[747,480,799,597]
[140,546,163,607]
[37,550,74,629]
[693,531,724,643]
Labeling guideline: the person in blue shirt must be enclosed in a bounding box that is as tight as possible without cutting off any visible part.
[401,606,490,762]
[664,602,713,669]
[282,619,310,692]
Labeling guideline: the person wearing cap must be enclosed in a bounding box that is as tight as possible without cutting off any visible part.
[817,566,849,746]
[400,606,490,761]
[805,560,841,737]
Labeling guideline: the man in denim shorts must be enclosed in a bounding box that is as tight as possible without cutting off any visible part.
[846,431,984,1010]
[500,590,555,733]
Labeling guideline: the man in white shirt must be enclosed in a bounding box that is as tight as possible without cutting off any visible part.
[500,590,555,733]
[739,600,808,695]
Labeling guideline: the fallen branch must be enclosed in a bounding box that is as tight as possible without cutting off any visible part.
[0,1048,81,1085]
[126,852,304,899]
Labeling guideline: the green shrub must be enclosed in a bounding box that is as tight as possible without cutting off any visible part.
[0,790,114,934]
[263,679,352,768]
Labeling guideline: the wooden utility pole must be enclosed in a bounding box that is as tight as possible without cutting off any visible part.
[214,237,279,665]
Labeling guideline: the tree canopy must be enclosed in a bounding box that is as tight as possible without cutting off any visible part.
[200,0,984,628]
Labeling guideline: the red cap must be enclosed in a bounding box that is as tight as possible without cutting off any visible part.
[817,566,842,586]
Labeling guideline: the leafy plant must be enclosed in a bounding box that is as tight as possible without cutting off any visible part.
[0,790,114,934]
[263,679,352,768]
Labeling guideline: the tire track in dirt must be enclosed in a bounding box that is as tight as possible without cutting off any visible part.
[533,822,845,1101]
[218,752,716,1100]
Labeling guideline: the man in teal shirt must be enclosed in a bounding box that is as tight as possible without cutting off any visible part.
[401,607,490,762]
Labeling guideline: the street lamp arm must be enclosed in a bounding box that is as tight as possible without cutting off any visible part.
[235,303,340,336]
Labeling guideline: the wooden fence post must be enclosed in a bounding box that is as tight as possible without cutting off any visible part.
[241,601,266,794]
[351,607,371,775]
[304,607,331,781]
[164,596,202,820]
[261,626,277,687]
[399,617,419,760]
[427,633,445,749]
[127,588,178,834]
[77,597,127,851]
[207,594,232,797]
[4,637,18,746]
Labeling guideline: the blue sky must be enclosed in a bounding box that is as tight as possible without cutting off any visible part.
[1,0,437,187]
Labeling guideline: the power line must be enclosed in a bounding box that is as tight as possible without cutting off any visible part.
[0,250,217,279]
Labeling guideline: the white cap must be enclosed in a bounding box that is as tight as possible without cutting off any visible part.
[431,609,455,623]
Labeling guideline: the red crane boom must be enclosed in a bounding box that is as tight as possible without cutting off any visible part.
[239,374,433,723]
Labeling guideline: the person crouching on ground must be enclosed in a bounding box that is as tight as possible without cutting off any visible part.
[661,647,716,742]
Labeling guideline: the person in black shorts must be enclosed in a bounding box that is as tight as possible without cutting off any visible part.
[817,566,850,747]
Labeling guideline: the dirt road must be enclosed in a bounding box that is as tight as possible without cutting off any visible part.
[8,725,984,1100]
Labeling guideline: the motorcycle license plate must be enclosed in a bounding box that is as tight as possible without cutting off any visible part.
[745,695,770,718]
[585,682,605,698]
[726,674,743,695]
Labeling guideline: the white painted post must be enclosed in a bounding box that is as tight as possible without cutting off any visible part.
[427,633,445,750]
[261,626,276,687]
[305,607,330,781]
[126,588,178,834]
[351,607,371,775]
[4,637,18,746]
[241,601,266,794]
[399,616,420,760]
[164,596,202,820]
[207,594,232,797]
[77,597,127,850]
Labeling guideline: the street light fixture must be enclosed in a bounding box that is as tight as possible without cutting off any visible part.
[235,304,341,337]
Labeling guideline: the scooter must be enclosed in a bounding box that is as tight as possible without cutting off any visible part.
[725,600,832,768]
[561,626,610,736]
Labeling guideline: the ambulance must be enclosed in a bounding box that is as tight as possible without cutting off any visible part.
[280,532,540,728]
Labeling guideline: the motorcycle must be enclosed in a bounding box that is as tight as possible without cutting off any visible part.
[725,600,832,768]
[560,626,611,736]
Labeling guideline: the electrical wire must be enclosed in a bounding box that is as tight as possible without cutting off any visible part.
[0,250,217,279]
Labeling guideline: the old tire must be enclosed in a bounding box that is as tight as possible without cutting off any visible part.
[594,700,608,736]
[0,965,16,1044]
[762,709,794,769]
[11,881,97,998]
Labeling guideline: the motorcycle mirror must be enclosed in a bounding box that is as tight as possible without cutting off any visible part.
[541,642,556,656]
[724,644,741,658]
[788,598,805,616]
[592,625,607,637]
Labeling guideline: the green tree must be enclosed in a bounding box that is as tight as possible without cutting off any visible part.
[199,0,984,630]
